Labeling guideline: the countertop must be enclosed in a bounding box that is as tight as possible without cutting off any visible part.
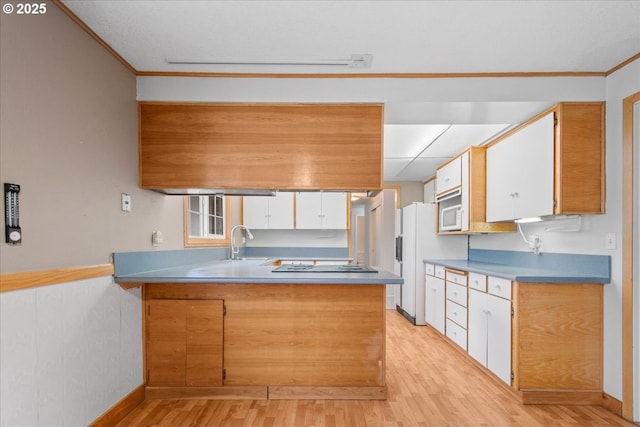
[114,258,404,285]
[423,258,609,283]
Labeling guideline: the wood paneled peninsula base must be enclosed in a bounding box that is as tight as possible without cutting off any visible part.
[143,282,387,400]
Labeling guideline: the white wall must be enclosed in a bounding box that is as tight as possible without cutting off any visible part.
[0,277,142,427]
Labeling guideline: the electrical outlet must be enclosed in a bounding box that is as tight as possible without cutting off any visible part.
[605,233,616,250]
[121,193,131,212]
[529,235,541,254]
[152,230,163,247]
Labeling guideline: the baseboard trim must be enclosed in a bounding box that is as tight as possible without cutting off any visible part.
[520,390,602,405]
[145,386,268,400]
[89,384,145,427]
[268,386,387,400]
[601,392,623,416]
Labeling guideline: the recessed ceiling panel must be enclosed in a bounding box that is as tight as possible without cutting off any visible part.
[419,124,511,158]
[384,125,450,158]
[383,158,414,181]
[389,158,450,182]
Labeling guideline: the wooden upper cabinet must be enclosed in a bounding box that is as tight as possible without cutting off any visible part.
[139,103,384,192]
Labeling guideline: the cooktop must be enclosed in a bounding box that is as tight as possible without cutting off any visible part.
[272,264,378,273]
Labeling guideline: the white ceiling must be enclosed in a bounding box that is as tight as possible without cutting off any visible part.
[60,0,640,181]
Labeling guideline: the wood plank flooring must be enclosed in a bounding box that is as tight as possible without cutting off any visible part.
[117,310,634,427]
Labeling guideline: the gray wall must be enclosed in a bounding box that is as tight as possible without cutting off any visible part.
[0,4,184,274]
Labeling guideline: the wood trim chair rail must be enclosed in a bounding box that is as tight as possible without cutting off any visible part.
[0,264,114,293]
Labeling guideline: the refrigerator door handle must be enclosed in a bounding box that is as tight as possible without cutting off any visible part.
[395,236,403,262]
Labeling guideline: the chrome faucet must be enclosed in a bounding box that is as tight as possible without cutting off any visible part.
[230,225,254,260]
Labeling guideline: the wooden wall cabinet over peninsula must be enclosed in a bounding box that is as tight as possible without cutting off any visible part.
[435,147,516,234]
[486,102,605,222]
[138,103,384,192]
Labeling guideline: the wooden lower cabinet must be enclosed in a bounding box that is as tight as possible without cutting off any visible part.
[444,271,603,405]
[512,282,603,404]
[144,283,386,400]
[146,299,224,387]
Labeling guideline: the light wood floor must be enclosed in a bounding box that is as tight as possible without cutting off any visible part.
[117,310,634,427]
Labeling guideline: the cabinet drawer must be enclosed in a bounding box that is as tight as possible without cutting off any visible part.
[425,263,435,276]
[434,265,446,279]
[446,319,467,350]
[469,273,487,292]
[436,156,462,197]
[446,271,468,286]
[446,282,468,307]
[488,276,512,300]
[446,299,467,328]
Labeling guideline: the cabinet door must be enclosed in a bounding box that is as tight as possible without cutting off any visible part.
[436,156,462,197]
[320,192,347,229]
[186,300,224,386]
[146,299,224,387]
[425,275,445,334]
[267,192,294,229]
[468,289,488,366]
[243,196,270,229]
[296,192,346,229]
[295,192,323,229]
[486,113,554,222]
[511,113,554,220]
[486,136,518,222]
[486,294,511,385]
[146,300,187,386]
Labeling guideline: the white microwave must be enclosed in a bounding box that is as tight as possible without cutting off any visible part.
[440,204,463,231]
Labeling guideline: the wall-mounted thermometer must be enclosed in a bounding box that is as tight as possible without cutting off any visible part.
[4,183,22,245]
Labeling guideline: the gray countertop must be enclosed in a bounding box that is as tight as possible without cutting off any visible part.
[423,258,609,283]
[114,258,404,285]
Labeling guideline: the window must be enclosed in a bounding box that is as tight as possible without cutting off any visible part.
[183,195,231,247]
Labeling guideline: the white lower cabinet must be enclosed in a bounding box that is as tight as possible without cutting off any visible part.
[468,286,512,385]
[425,272,445,334]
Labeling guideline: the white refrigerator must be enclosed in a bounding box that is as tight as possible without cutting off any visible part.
[399,202,467,325]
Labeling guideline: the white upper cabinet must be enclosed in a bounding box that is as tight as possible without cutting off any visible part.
[243,192,294,229]
[436,156,462,200]
[486,113,555,222]
[485,102,604,223]
[296,192,347,229]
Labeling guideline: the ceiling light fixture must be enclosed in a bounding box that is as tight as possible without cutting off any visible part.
[166,54,373,69]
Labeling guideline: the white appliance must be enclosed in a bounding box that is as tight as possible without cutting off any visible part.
[440,204,463,231]
[399,202,467,325]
